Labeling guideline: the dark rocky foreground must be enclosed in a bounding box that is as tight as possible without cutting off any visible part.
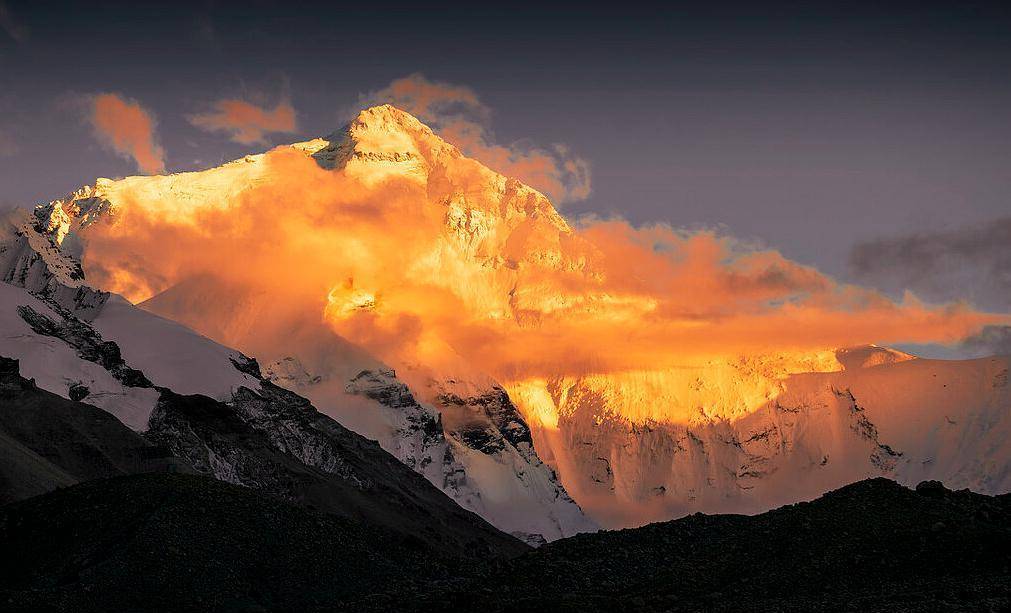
[0,473,458,612]
[0,357,179,505]
[380,478,1009,613]
[1,357,1008,612]
[0,474,1007,613]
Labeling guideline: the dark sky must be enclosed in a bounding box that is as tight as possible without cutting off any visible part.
[2,1,1010,317]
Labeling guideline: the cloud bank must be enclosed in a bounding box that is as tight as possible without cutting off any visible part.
[189,99,298,145]
[960,325,1011,357]
[363,74,591,204]
[89,93,165,175]
[77,144,1003,389]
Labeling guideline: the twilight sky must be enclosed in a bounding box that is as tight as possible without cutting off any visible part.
[1,0,1009,326]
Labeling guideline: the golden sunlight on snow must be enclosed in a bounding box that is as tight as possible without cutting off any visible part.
[69,105,1006,432]
[505,350,844,427]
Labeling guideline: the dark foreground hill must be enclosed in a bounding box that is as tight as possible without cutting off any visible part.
[379,478,1010,613]
[0,474,1007,613]
[0,357,179,504]
[0,472,461,613]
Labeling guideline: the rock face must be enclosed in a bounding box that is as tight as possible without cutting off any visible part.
[0,205,106,316]
[142,381,526,557]
[14,104,1010,533]
[343,368,458,487]
[332,367,595,541]
[17,304,152,388]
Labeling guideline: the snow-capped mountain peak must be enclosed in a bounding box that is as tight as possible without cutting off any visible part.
[11,104,1008,533]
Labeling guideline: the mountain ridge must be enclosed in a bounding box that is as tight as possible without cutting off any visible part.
[11,103,1010,531]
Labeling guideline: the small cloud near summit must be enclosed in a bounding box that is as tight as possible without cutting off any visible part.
[189,99,298,145]
[89,93,165,175]
[362,73,591,205]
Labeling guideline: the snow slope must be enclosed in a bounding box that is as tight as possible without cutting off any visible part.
[0,281,159,430]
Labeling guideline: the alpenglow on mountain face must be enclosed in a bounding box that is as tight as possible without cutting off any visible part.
[13,104,1011,530]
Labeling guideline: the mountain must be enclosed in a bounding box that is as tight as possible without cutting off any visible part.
[30,106,597,542]
[19,104,1011,532]
[2,475,1006,612]
[0,210,527,558]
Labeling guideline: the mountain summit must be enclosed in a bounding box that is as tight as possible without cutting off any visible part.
[14,104,1011,530]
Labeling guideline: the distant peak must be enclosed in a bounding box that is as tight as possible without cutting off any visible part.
[836,344,917,370]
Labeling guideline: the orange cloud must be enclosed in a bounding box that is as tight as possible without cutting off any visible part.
[89,94,165,175]
[76,144,1005,395]
[189,99,297,145]
[369,74,483,121]
[364,74,591,204]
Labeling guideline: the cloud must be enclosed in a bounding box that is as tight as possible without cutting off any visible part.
[76,144,1004,394]
[189,99,297,145]
[849,217,1011,311]
[366,74,484,122]
[362,73,591,204]
[89,93,165,175]
[0,1,28,43]
[959,325,1011,357]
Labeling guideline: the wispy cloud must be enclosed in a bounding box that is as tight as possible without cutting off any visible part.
[89,93,165,175]
[849,216,1011,311]
[189,99,297,145]
[362,73,591,204]
[960,325,1011,357]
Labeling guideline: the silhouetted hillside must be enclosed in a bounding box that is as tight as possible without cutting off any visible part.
[1,473,1006,612]
[371,478,1011,612]
[0,472,463,612]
